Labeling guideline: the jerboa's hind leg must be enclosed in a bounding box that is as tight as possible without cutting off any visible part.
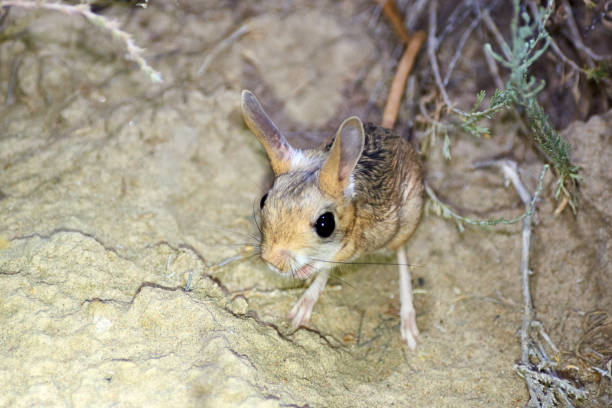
[397,246,419,350]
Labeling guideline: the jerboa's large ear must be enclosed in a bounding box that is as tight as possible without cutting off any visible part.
[320,116,365,197]
[241,90,292,175]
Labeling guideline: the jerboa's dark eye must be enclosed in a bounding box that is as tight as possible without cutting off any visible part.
[315,212,335,238]
[260,193,268,209]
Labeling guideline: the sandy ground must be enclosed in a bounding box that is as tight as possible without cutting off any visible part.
[0,2,610,407]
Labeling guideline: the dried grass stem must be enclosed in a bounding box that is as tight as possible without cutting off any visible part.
[0,0,162,83]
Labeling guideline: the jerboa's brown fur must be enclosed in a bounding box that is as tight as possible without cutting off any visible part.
[241,89,423,273]
[324,122,423,257]
[241,89,424,349]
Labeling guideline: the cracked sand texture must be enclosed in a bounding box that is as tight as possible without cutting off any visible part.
[1,2,611,407]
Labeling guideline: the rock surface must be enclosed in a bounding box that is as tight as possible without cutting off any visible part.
[0,2,610,407]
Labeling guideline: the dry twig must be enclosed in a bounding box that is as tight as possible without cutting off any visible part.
[198,24,251,76]
[477,160,587,407]
[0,0,162,83]
[382,31,425,129]
[427,0,455,111]
[403,0,428,32]
[483,45,505,89]
[527,1,586,76]
[529,1,611,89]
[443,13,481,86]
[376,0,411,45]
[482,8,511,61]
[560,0,611,63]
[376,0,425,129]
[425,163,548,231]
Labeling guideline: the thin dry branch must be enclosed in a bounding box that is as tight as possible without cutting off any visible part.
[443,13,480,86]
[427,0,454,111]
[560,0,611,63]
[0,0,162,83]
[432,0,474,52]
[376,0,412,45]
[527,1,585,76]
[477,159,587,407]
[403,0,428,32]
[529,1,611,89]
[483,45,505,89]
[198,24,251,76]
[382,31,425,129]
[376,0,425,129]
[482,8,511,61]
[427,0,480,117]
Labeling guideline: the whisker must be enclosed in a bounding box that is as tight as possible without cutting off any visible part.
[245,252,260,261]
[204,242,259,248]
[241,232,261,245]
[251,199,263,236]
[311,258,425,268]
[200,221,259,241]
[209,251,259,270]
[252,216,263,237]
[289,255,299,281]
[216,254,244,268]
[327,273,355,289]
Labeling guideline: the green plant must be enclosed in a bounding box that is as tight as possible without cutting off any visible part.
[428,0,580,217]
[458,89,513,139]
[485,0,580,212]
[425,164,548,232]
